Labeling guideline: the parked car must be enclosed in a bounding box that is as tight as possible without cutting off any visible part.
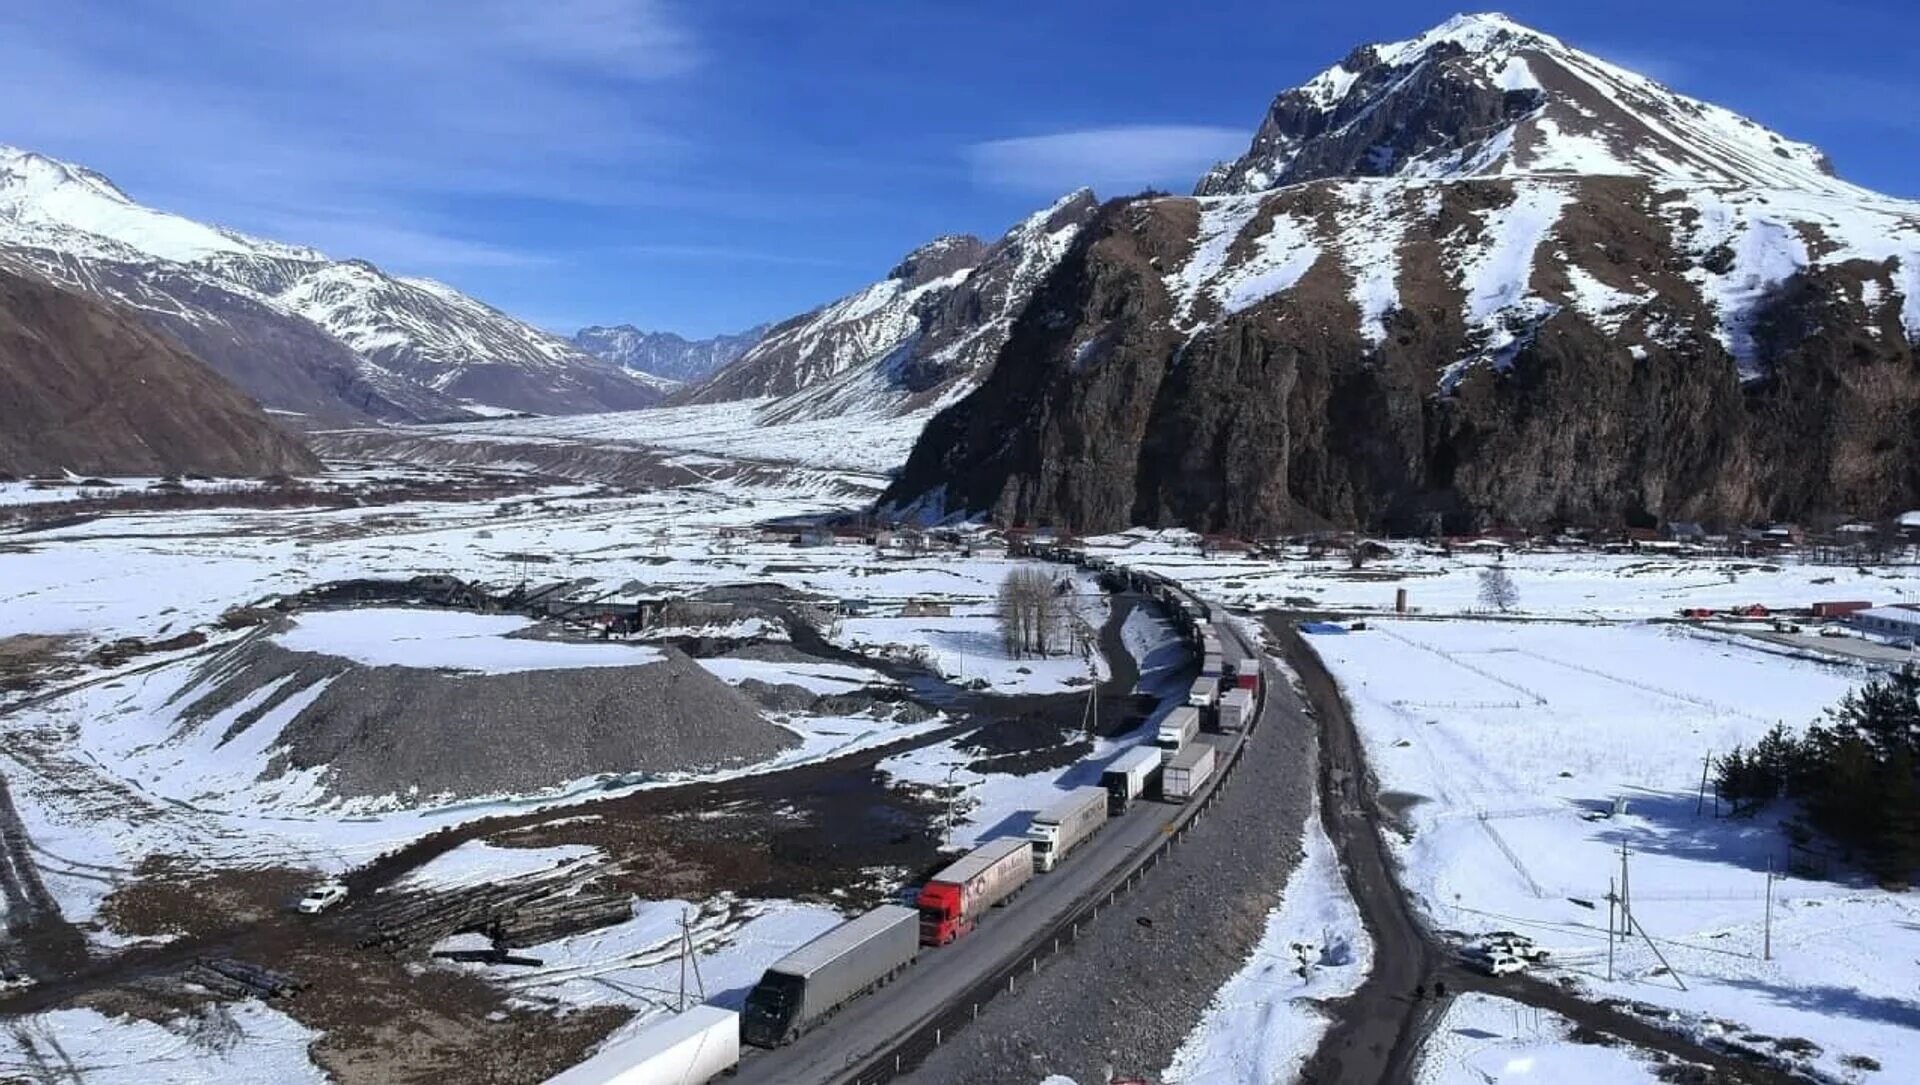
[296,882,348,914]
[1819,624,1851,638]
[1476,952,1526,976]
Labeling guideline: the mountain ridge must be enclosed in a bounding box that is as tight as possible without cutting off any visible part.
[572,323,769,384]
[0,145,666,422]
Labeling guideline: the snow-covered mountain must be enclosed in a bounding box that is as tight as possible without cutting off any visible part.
[0,146,668,422]
[572,323,768,384]
[885,13,1920,535]
[680,190,1098,421]
[1196,12,1852,197]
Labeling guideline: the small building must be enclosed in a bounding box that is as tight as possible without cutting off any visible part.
[900,598,951,618]
[1811,600,1872,619]
[1664,521,1707,543]
[1850,606,1920,643]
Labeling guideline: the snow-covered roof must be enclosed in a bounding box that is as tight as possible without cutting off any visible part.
[1853,607,1920,627]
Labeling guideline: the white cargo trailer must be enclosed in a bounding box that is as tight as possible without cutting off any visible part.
[543,1004,739,1085]
[1101,746,1162,813]
[1217,687,1254,731]
[1025,787,1110,872]
[1155,706,1200,760]
[1163,741,1217,802]
[742,905,919,1047]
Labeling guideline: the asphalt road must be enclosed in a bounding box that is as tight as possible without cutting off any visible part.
[733,612,1270,1085]
[729,752,1222,1085]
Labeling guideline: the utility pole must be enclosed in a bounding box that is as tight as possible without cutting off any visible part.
[941,764,965,850]
[1619,838,1632,940]
[677,907,706,1011]
[1606,876,1616,981]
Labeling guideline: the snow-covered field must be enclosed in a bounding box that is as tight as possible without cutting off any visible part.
[429,398,929,476]
[0,1002,328,1084]
[1081,528,1920,621]
[1415,994,1667,1084]
[877,596,1177,852]
[1162,808,1372,1085]
[1313,618,1918,1080]
[436,894,845,1019]
[832,589,1109,695]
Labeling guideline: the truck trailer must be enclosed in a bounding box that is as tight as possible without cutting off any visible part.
[544,1004,739,1085]
[916,837,1033,945]
[1155,706,1200,760]
[1235,668,1260,694]
[1201,652,1225,678]
[741,905,919,1048]
[1186,676,1218,710]
[1217,687,1254,732]
[1101,746,1162,814]
[1026,788,1110,872]
[1163,741,1218,802]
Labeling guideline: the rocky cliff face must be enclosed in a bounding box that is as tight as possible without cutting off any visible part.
[0,268,320,477]
[882,15,1920,534]
[883,173,1920,535]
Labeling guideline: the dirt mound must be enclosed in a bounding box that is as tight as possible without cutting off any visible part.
[176,635,797,807]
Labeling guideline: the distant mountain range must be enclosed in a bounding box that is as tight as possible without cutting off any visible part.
[0,146,670,425]
[572,323,769,384]
[880,12,1920,534]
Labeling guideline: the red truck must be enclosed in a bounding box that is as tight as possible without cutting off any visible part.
[915,837,1033,946]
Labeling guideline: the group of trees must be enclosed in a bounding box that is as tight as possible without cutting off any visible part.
[995,567,1082,658]
[1716,670,1920,885]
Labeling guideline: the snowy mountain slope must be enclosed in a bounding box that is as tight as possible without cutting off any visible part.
[886,15,1920,536]
[0,145,663,420]
[572,323,768,384]
[1197,13,1858,198]
[683,190,1099,420]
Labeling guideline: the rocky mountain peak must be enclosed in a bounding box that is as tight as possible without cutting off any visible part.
[1197,12,1846,197]
[888,234,988,287]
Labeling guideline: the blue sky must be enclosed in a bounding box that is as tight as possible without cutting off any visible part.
[2,1,1915,337]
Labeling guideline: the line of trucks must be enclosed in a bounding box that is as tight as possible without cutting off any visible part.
[548,575,1257,1085]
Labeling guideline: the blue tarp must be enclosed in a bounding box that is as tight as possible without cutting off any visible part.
[1299,621,1349,635]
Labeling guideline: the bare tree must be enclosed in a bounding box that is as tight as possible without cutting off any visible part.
[997,567,1076,657]
[1478,565,1519,613]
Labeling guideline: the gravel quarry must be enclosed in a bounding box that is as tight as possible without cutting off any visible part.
[164,611,801,807]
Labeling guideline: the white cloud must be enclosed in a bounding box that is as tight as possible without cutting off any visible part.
[967,125,1248,193]
[0,0,701,275]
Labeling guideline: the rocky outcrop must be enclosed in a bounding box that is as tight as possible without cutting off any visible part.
[1196,13,1844,197]
[882,178,1920,535]
[0,268,321,477]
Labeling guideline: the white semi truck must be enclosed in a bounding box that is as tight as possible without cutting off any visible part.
[1025,787,1110,872]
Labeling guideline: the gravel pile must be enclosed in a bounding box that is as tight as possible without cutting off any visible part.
[910,682,1319,1085]
[180,635,796,805]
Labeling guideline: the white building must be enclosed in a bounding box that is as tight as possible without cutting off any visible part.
[1849,606,1920,643]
